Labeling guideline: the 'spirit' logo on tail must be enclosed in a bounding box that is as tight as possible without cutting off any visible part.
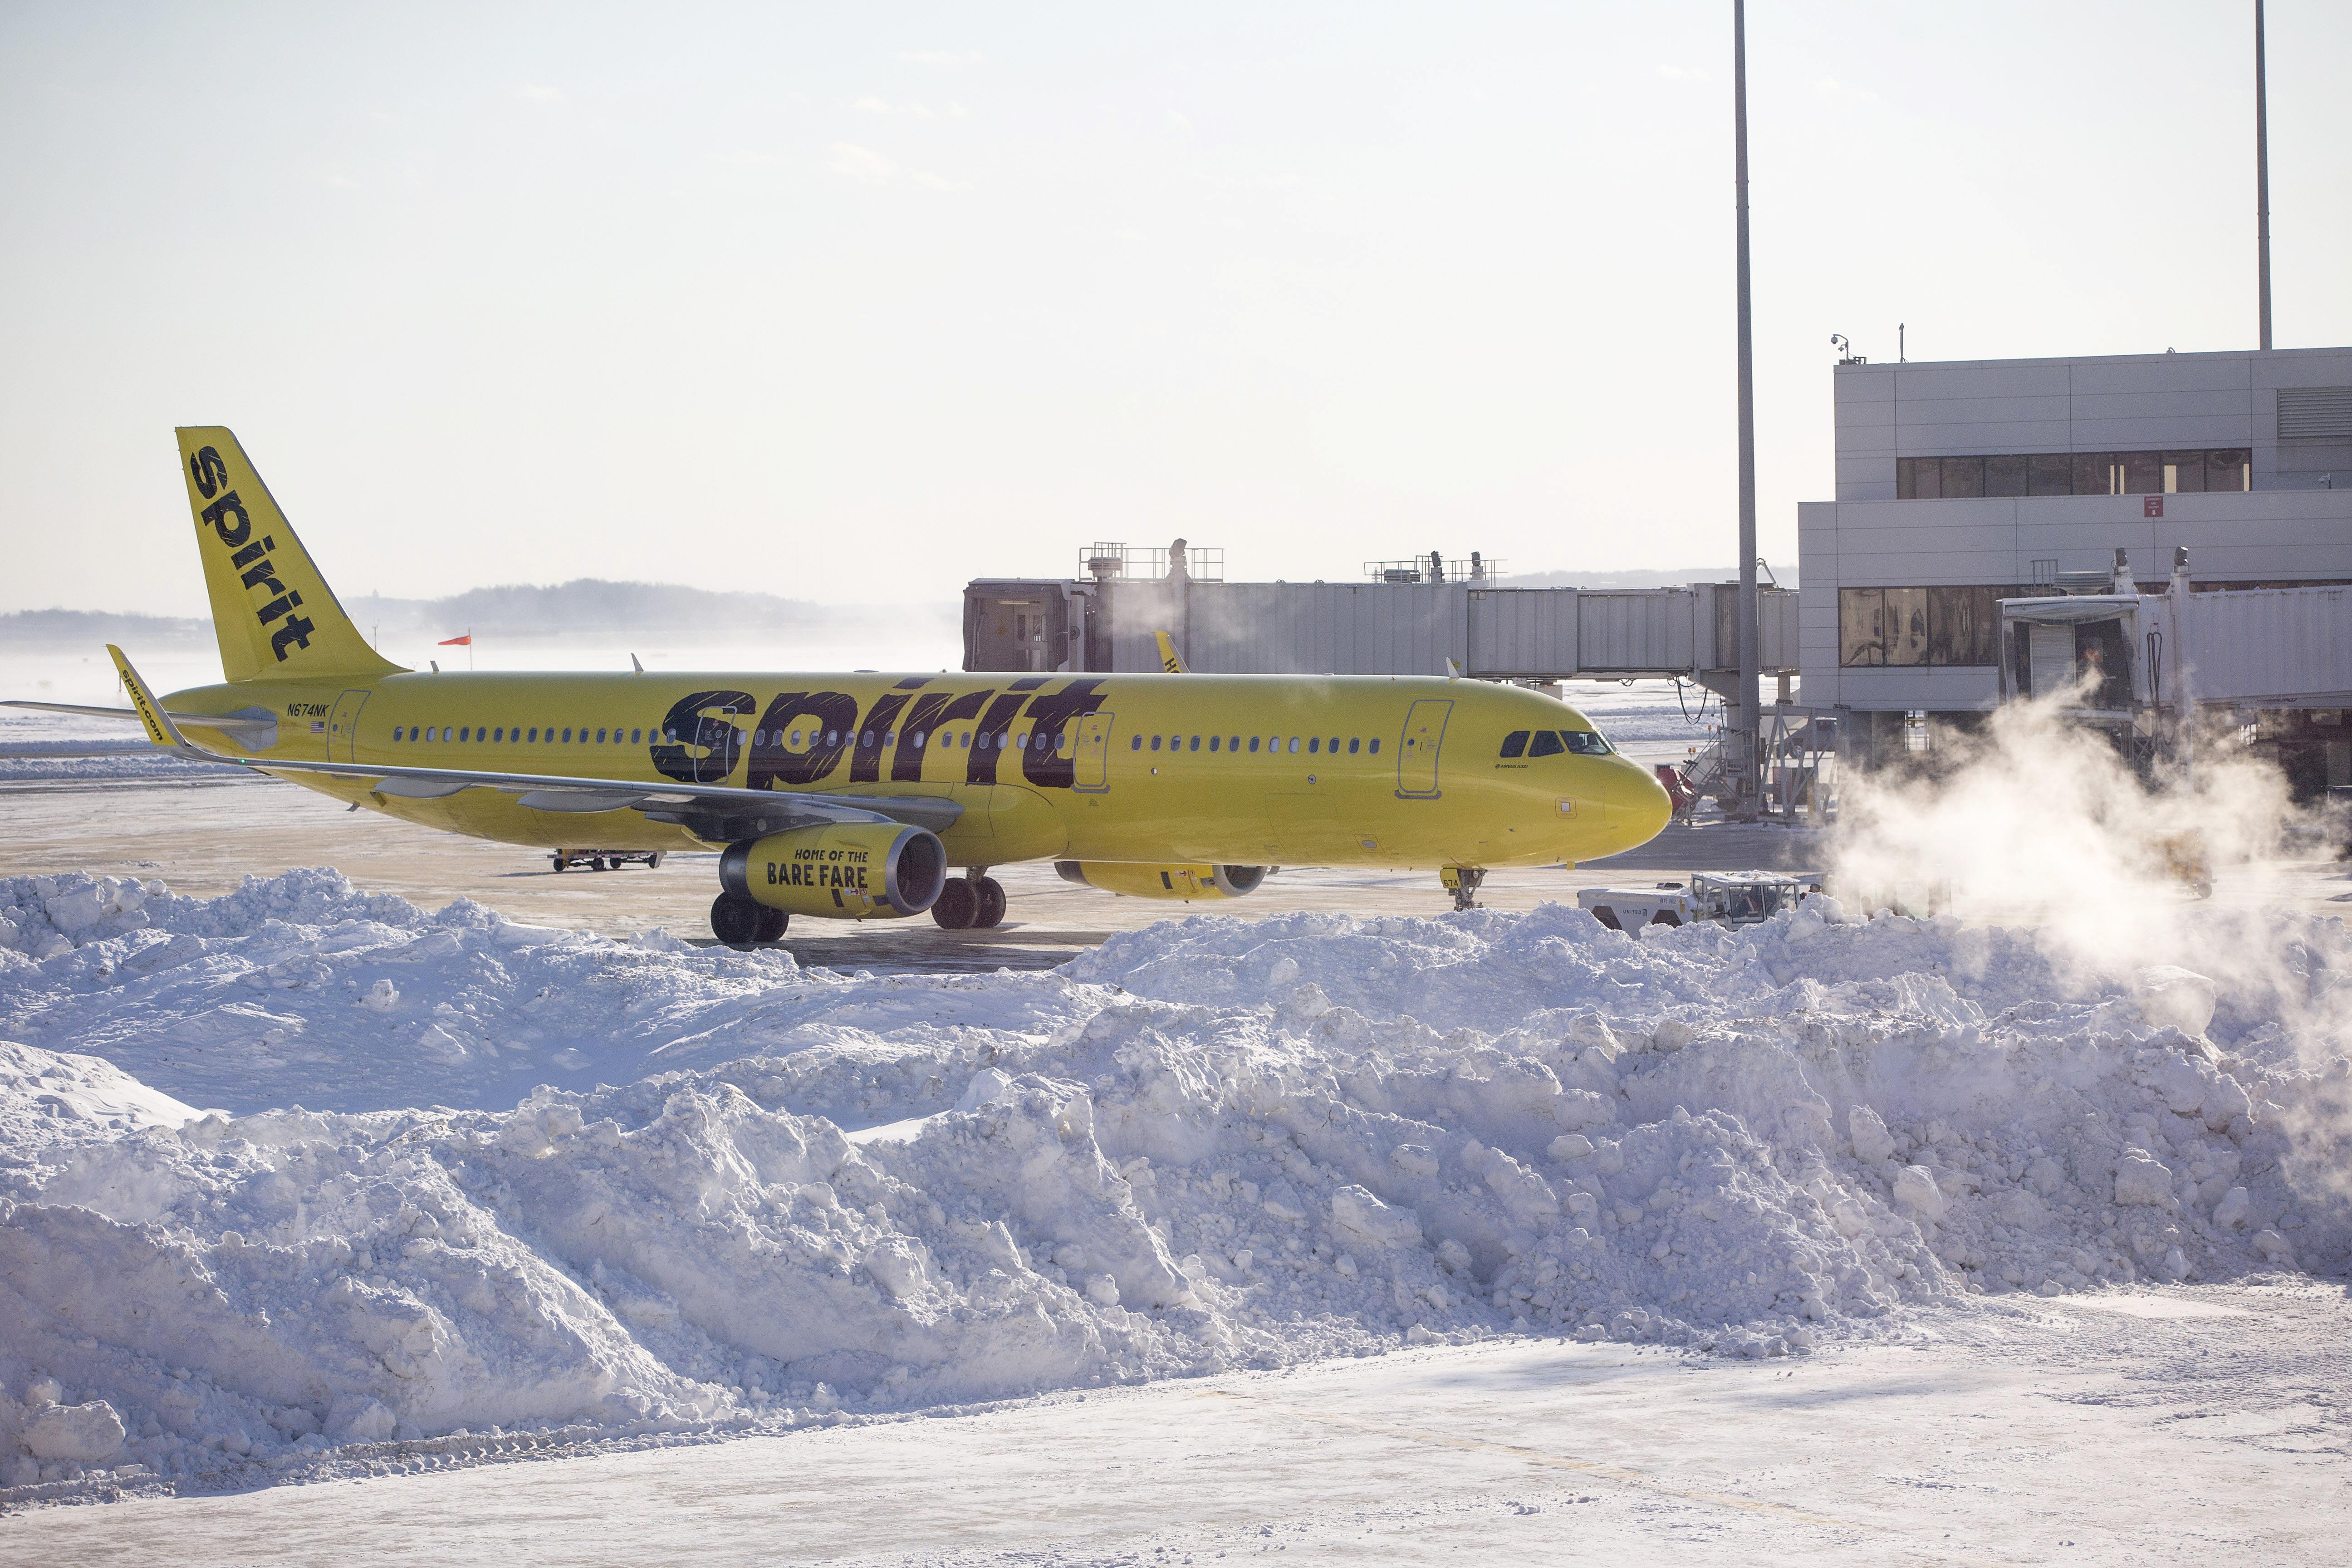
[191,445,314,662]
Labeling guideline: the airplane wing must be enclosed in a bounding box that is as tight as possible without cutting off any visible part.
[98,647,962,842]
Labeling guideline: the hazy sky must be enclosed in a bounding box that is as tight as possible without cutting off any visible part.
[4,1,2345,617]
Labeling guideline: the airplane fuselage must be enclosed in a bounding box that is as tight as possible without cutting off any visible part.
[160,668,1671,871]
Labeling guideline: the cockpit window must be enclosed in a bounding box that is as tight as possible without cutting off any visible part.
[1500,730,1530,759]
[1527,730,1564,758]
[1561,729,1612,755]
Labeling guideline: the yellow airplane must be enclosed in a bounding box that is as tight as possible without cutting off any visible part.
[12,429,1671,947]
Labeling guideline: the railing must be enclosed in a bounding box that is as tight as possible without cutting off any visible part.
[1078,543,1225,581]
[1363,555,1506,584]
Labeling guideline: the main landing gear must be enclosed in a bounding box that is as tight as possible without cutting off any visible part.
[710,893,789,951]
[931,870,1006,931]
[1441,867,1486,912]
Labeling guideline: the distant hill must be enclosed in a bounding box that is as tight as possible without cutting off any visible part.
[344,579,948,640]
[0,608,211,642]
[4,581,951,647]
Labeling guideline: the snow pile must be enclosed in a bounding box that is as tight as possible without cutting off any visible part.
[3,872,2349,1492]
[0,869,833,1112]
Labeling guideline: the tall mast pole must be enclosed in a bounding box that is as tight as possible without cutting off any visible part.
[1733,0,1761,814]
[2255,0,2272,350]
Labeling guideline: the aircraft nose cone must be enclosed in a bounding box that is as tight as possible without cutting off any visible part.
[1603,758,1672,851]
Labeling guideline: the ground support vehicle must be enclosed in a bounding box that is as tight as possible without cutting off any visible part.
[1577,870,1821,931]
[550,850,664,872]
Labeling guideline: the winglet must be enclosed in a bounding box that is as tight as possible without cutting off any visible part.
[1444,657,1462,680]
[1153,631,1189,675]
[107,645,190,749]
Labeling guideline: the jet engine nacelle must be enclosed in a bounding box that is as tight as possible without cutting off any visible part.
[720,823,946,919]
[1054,862,1268,900]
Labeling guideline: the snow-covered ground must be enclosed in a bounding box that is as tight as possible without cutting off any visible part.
[3,863,2346,1533]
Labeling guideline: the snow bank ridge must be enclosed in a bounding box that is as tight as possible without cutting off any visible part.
[1,872,2347,1495]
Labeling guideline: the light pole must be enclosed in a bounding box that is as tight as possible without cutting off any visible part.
[1732,0,1761,817]
[2255,0,2272,350]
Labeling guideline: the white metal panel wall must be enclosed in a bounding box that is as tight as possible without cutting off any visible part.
[1578,589,1696,672]
[1466,588,1578,676]
[2182,587,2352,703]
[1079,578,1794,679]
[1104,578,1186,672]
[1762,587,1798,670]
[1163,582,1467,676]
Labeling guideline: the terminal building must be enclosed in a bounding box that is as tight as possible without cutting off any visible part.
[964,343,2352,797]
[1799,344,2352,778]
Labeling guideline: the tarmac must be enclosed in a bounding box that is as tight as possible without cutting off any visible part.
[3,768,2343,974]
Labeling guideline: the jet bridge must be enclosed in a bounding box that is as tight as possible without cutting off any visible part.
[965,550,1798,687]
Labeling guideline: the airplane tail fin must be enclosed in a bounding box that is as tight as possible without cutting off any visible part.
[1153,630,1190,675]
[175,426,402,684]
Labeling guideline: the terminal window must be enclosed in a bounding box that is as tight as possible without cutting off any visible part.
[1897,449,2249,499]
[1839,586,2012,667]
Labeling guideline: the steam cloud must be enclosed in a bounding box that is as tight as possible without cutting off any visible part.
[1828,683,2352,1223]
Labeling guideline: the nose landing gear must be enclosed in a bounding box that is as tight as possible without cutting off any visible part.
[931,869,1007,930]
[1441,866,1485,911]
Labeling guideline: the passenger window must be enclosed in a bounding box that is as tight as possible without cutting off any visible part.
[1287,737,1299,754]
[631,728,642,744]
[1189,735,1200,752]
[458,726,470,741]
[1150,735,1161,752]
[1209,735,1220,752]
[1308,737,1320,754]
[1562,730,1613,755]
[1131,735,1142,750]
[1229,735,1240,751]
[1369,738,1380,754]
[1501,730,1530,758]
[392,726,404,741]
[826,729,839,746]
[1348,737,1360,754]
[597,728,607,743]
[1529,730,1564,758]
[1247,736,1259,753]
[1328,737,1339,753]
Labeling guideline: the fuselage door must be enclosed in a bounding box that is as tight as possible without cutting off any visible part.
[1072,710,1116,794]
[328,688,371,763]
[1396,698,1451,799]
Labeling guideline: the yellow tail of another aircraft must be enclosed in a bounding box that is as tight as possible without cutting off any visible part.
[176,426,401,684]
